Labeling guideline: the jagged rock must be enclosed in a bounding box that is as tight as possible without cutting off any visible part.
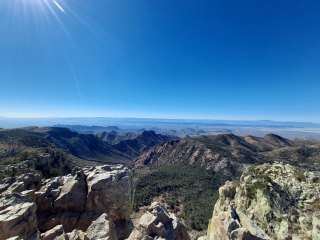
[0,160,131,239]
[127,202,190,240]
[53,229,88,240]
[0,194,38,239]
[207,163,320,240]
[41,214,117,240]
[33,164,131,235]
[35,171,87,232]
[64,230,88,240]
[54,171,87,212]
[0,172,42,195]
[86,213,117,240]
[84,165,130,226]
[41,224,65,240]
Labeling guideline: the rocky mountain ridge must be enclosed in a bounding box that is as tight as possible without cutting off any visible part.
[206,163,320,240]
[136,133,320,176]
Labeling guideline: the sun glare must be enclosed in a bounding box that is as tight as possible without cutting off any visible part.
[52,0,65,13]
[12,0,67,18]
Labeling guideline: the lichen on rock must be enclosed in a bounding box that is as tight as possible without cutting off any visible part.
[207,163,320,240]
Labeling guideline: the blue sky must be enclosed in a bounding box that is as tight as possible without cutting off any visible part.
[0,0,320,121]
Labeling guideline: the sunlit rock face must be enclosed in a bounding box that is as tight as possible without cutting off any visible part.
[0,194,39,239]
[0,164,131,240]
[84,165,131,224]
[127,201,190,240]
[207,163,320,240]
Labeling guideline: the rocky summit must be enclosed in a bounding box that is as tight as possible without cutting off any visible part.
[206,163,320,240]
[0,164,132,240]
[0,163,191,240]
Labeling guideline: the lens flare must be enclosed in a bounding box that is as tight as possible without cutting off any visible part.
[52,0,65,13]
[9,0,67,21]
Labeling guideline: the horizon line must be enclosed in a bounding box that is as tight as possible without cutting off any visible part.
[0,115,319,125]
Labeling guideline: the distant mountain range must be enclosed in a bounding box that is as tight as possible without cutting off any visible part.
[0,127,177,167]
[1,117,320,139]
[0,127,130,164]
[1,124,320,185]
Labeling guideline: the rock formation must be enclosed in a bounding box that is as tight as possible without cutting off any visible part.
[207,163,320,240]
[0,164,131,240]
[127,201,190,240]
[0,194,39,239]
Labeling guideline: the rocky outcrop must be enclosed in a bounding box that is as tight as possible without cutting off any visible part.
[84,165,131,224]
[128,201,190,240]
[86,213,117,240]
[207,163,320,240]
[0,164,131,240]
[35,170,88,232]
[0,194,39,239]
[40,214,117,240]
[0,172,42,196]
[41,225,65,240]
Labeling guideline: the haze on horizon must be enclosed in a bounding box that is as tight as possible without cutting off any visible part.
[1,0,320,122]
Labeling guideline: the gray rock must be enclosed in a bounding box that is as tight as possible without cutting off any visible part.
[86,213,117,240]
[127,201,190,240]
[0,194,38,239]
[207,163,320,240]
[41,224,65,240]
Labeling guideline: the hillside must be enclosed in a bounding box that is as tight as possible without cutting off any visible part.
[135,133,319,172]
[0,127,131,164]
[43,127,131,161]
[97,130,139,145]
[132,133,320,236]
[113,130,178,158]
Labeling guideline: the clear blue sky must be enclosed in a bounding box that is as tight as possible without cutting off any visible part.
[1,0,320,121]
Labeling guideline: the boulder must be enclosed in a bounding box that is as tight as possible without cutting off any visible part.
[64,230,88,240]
[85,165,131,223]
[53,229,88,240]
[127,202,190,240]
[35,171,87,232]
[207,163,320,240]
[35,164,130,234]
[41,224,65,240]
[0,194,38,239]
[86,213,117,240]
[0,172,42,195]
[41,214,117,240]
[0,164,132,239]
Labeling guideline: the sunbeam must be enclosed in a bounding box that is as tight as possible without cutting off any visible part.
[10,0,68,19]
[52,0,65,13]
